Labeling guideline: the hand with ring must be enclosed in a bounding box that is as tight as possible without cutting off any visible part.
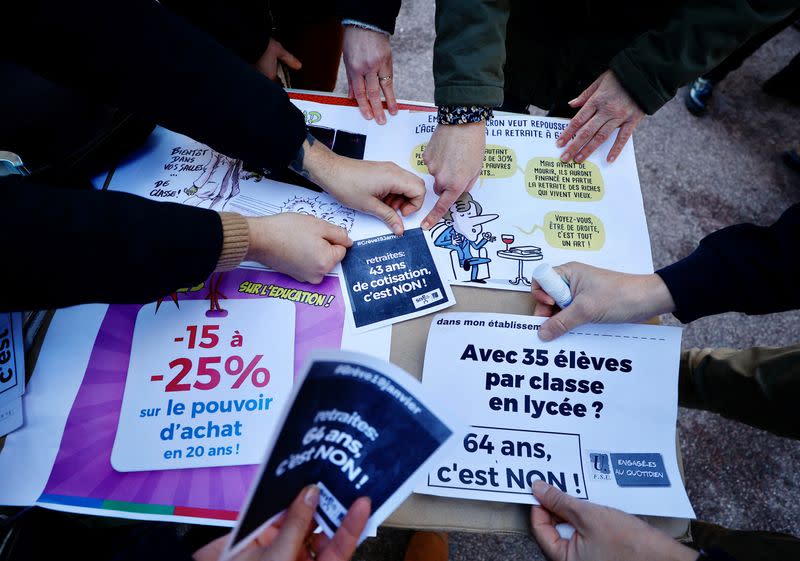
[343,25,397,124]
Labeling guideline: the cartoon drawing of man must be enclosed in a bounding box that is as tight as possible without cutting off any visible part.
[184,151,242,210]
[433,193,498,283]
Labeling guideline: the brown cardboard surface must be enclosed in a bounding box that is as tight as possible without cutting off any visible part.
[385,285,690,538]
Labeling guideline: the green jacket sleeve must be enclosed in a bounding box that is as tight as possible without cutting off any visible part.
[433,0,511,107]
[610,0,800,114]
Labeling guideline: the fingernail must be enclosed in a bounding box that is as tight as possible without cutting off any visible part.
[304,485,320,506]
[533,480,549,496]
[560,153,570,163]
[575,154,584,163]
[568,98,579,105]
[556,138,565,147]
[421,220,430,231]
[392,225,403,236]
[608,155,616,163]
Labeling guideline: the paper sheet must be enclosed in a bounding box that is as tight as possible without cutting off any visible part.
[100,95,653,294]
[226,350,457,558]
[417,313,695,519]
[367,110,654,290]
[0,312,25,436]
[339,228,455,332]
[0,270,391,525]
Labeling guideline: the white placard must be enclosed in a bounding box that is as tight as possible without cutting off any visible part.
[418,312,695,519]
[111,299,295,471]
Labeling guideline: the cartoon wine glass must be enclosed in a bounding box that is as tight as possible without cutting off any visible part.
[501,233,515,250]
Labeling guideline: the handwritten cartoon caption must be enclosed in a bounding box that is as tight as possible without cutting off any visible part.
[410,143,518,180]
[543,211,605,251]
[525,157,604,201]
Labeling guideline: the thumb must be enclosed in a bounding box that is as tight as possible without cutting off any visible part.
[266,485,318,561]
[569,74,602,107]
[537,300,587,342]
[278,48,302,70]
[321,222,353,248]
[330,243,347,265]
[533,481,585,530]
[366,198,404,236]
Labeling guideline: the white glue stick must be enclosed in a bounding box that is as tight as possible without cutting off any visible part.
[532,263,572,308]
[555,523,576,540]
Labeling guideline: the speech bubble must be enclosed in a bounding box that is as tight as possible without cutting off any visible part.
[543,211,605,251]
[525,157,604,201]
[411,143,518,179]
[480,145,518,179]
[411,143,428,173]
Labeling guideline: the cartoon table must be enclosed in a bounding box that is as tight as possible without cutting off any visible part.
[496,246,544,286]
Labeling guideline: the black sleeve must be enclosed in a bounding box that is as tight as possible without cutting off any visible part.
[656,203,800,323]
[335,0,402,34]
[5,0,306,172]
[0,176,223,312]
[161,0,272,64]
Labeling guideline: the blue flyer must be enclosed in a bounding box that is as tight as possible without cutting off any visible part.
[225,350,456,558]
[340,228,455,331]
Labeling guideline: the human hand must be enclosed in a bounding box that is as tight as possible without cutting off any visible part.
[452,232,465,245]
[324,156,426,235]
[557,70,644,164]
[482,232,496,242]
[420,122,486,229]
[291,135,425,235]
[530,481,695,561]
[531,262,675,341]
[245,213,352,284]
[255,39,302,81]
[343,26,396,125]
[193,485,371,561]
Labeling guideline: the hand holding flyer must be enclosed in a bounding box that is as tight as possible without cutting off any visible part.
[225,350,457,559]
[418,312,695,519]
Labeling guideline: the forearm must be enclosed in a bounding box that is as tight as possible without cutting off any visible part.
[8,0,305,171]
[433,0,511,106]
[657,203,800,322]
[288,133,337,191]
[610,1,799,114]
[1,177,226,311]
[161,0,272,63]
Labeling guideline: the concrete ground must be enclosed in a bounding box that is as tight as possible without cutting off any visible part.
[336,3,800,560]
